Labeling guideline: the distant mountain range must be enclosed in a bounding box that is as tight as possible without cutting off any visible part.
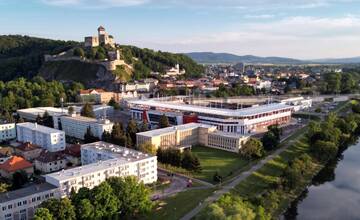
[185,52,360,65]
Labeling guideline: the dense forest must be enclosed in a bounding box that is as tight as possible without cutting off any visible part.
[0,35,79,81]
[120,45,204,79]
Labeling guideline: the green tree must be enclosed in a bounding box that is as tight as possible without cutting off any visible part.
[90,182,119,219]
[58,198,76,220]
[240,138,264,159]
[77,199,94,220]
[12,170,28,189]
[159,114,170,128]
[199,203,226,220]
[102,130,112,142]
[126,119,138,146]
[107,176,153,218]
[34,208,53,220]
[68,106,75,115]
[73,47,85,58]
[111,123,127,146]
[81,102,95,118]
[311,140,338,162]
[84,126,99,143]
[108,97,120,109]
[139,142,157,155]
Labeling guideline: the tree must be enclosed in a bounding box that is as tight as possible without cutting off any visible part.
[73,47,85,58]
[261,132,278,151]
[84,126,99,143]
[41,198,76,220]
[199,203,226,220]
[102,130,112,142]
[81,102,95,118]
[108,97,120,109]
[34,208,53,220]
[0,182,9,193]
[90,182,119,219]
[159,114,170,128]
[140,121,149,132]
[240,138,264,159]
[213,171,223,183]
[58,198,76,220]
[181,150,202,172]
[111,123,127,146]
[77,199,94,220]
[68,106,75,115]
[126,119,138,146]
[107,176,153,218]
[311,140,338,162]
[12,170,28,189]
[139,142,157,155]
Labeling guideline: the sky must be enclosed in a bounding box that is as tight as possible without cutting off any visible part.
[1,0,360,59]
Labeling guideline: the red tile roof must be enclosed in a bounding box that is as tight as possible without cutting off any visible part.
[0,156,33,172]
[64,144,81,157]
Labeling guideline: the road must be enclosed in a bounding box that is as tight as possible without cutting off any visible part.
[180,129,301,220]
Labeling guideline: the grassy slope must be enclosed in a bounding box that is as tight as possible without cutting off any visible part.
[146,188,214,220]
[192,146,250,183]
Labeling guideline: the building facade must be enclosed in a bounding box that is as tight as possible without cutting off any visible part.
[45,141,157,196]
[16,123,66,152]
[53,115,113,140]
[0,183,61,220]
[84,26,115,48]
[136,123,249,153]
[0,123,16,142]
[130,99,294,135]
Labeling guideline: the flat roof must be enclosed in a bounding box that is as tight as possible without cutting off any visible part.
[17,107,66,114]
[46,142,155,182]
[17,122,64,134]
[0,183,57,203]
[81,141,154,162]
[130,99,293,117]
[137,123,215,137]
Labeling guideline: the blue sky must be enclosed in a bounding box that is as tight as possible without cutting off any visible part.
[1,0,360,59]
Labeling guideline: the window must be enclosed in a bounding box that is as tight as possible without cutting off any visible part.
[2,206,6,211]
[17,202,21,206]
[32,198,36,202]
[7,205,12,209]
[37,196,41,201]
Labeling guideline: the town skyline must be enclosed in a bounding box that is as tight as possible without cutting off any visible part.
[1,0,360,59]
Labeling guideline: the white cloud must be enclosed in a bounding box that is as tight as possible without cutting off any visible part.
[41,0,149,7]
[40,0,356,9]
[244,14,275,19]
[127,16,360,59]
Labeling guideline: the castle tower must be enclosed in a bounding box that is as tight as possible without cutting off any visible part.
[98,26,106,35]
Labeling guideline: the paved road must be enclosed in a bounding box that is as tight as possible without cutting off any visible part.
[180,130,300,220]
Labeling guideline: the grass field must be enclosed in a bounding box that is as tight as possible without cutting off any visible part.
[146,188,214,220]
[191,146,250,183]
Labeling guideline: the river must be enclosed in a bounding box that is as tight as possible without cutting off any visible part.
[283,141,360,220]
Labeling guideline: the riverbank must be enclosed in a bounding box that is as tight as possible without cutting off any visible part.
[194,100,357,219]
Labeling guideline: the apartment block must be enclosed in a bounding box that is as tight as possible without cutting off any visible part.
[16,123,65,152]
[0,123,16,142]
[45,141,157,196]
[53,115,113,140]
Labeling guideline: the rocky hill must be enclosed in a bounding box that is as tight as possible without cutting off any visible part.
[0,35,204,89]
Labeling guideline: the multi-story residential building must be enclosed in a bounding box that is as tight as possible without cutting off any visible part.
[53,115,113,140]
[0,183,61,220]
[14,142,42,161]
[45,141,157,196]
[16,123,66,152]
[136,123,249,153]
[129,99,294,135]
[34,151,67,174]
[0,123,16,142]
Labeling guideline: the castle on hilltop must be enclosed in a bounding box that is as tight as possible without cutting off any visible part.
[84,26,115,48]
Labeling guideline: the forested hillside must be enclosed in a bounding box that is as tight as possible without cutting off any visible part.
[0,35,204,83]
[0,35,79,81]
[121,46,204,79]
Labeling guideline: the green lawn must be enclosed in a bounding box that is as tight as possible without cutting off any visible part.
[146,188,214,220]
[191,146,250,183]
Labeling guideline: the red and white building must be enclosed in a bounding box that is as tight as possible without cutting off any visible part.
[129,99,294,135]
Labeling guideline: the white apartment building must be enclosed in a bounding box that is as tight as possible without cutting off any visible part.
[0,183,61,220]
[137,123,249,153]
[45,141,157,196]
[16,123,65,152]
[53,115,113,140]
[0,123,16,142]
